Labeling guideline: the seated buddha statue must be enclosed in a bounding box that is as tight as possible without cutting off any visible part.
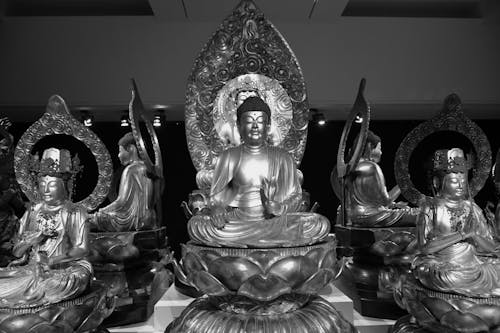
[91,132,156,232]
[0,148,92,306]
[188,96,330,248]
[412,148,500,297]
[345,130,419,227]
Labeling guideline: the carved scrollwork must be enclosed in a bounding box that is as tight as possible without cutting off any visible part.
[14,95,113,211]
[185,0,308,173]
[394,93,492,205]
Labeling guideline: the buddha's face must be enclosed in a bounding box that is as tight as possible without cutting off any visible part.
[39,175,67,206]
[238,111,269,147]
[440,172,467,201]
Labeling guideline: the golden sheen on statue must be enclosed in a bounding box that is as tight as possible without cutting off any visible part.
[91,132,156,232]
[413,148,500,297]
[0,148,91,306]
[188,96,330,248]
[345,130,419,227]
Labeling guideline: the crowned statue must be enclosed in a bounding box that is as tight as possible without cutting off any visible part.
[412,148,500,297]
[344,130,419,227]
[188,96,330,248]
[0,148,92,306]
[91,132,156,232]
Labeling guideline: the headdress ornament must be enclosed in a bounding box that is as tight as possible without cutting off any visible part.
[432,148,471,174]
[30,148,83,179]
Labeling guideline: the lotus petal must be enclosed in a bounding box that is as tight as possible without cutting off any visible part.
[183,251,207,273]
[247,250,280,269]
[370,240,403,257]
[268,256,317,288]
[448,298,477,311]
[208,257,262,291]
[55,304,93,330]
[36,305,65,324]
[406,299,436,327]
[297,269,335,294]
[305,248,325,268]
[0,314,46,332]
[421,297,456,321]
[197,250,221,266]
[467,304,500,327]
[440,310,489,332]
[191,270,229,296]
[320,249,338,269]
[238,274,291,301]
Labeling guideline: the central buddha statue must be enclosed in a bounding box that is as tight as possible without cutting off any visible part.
[91,132,156,232]
[413,148,500,297]
[188,96,330,248]
[0,148,92,306]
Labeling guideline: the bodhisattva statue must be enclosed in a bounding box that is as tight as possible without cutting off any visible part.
[412,148,500,297]
[188,96,330,248]
[345,130,419,227]
[91,132,156,232]
[0,148,92,306]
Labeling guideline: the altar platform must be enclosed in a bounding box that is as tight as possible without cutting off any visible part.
[109,282,395,333]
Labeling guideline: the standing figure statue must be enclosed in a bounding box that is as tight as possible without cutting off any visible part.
[0,148,92,306]
[188,96,330,248]
[412,148,500,297]
[91,132,156,232]
[345,130,418,227]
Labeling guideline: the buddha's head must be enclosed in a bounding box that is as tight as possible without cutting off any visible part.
[118,132,139,166]
[236,96,271,147]
[36,148,79,206]
[431,148,471,201]
[353,130,382,163]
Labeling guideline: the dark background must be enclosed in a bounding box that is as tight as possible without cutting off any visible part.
[8,118,500,257]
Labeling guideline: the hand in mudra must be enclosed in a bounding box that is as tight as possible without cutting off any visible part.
[210,205,227,229]
[261,178,284,217]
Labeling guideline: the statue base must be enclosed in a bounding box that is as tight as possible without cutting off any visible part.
[0,282,114,333]
[89,227,173,327]
[335,225,415,319]
[395,276,500,333]
[165,294,356,333]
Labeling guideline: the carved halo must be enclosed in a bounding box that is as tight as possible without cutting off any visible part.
[394,93,492,205]
[14,95,113,210]
[185,0,309,173]
[129,79,163,179]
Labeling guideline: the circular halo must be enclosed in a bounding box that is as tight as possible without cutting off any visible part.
[14,95,113,211]
[212,74,293,147]
[394,93,492,205]
[129,79,163,179]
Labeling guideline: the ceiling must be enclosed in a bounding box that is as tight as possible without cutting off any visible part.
[0,0,498,122]
[0,0,489,19]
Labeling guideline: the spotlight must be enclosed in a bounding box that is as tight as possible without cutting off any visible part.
[81,111,94,127]
[355,114,363,123]
[310,109,326,126]
[153,110,165,127]
[120,113,130,127]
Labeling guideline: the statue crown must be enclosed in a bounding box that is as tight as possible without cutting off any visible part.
[432,148,471,173]
[30,148,83,178]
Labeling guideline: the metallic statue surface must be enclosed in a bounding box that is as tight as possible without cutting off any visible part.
[393,148,500,333]
[188,104,330,248]
[91,132,156,232]
[170,1,354,332]
[395,93,492,205]
[0,96,114,332]
[14,96,113,211]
